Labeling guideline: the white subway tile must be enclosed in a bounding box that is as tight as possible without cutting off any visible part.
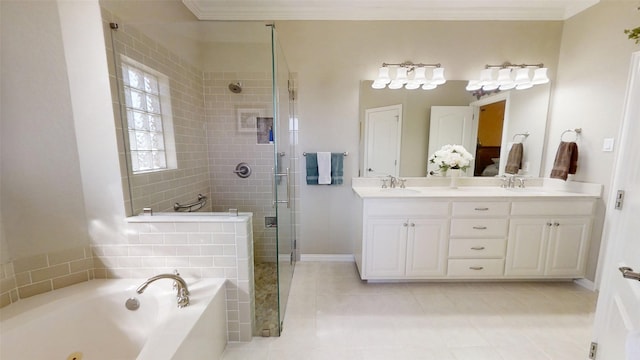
[164,233,188,244]
[139,233,164,244]
[189,256,213,267]
[214,256,237,267]
[176,246,200,256]
[152,245,177,256]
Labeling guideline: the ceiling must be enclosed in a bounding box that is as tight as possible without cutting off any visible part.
[181,0,601,21]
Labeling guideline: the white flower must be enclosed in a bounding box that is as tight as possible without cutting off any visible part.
[428,144,474,172]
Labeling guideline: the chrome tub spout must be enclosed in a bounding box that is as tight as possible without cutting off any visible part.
[137,273,190,308]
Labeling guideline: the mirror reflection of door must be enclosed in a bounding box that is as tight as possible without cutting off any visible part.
[474,100,506,176]
[364,104,402,177]
[427,106,474,176]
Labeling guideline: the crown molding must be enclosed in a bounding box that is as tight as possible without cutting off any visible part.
[182,0,600,21]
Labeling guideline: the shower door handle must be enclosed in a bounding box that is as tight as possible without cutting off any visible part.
[274,167,290,208]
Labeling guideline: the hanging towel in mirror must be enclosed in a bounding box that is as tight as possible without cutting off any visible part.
[317,152,332,185]
[550,141,578,181]
[505,142,523,174]
[331,153,344,185]
[305,153,318,184]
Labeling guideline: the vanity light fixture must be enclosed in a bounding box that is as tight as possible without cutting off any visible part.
[466,62,549,92]
[372,62,446,90]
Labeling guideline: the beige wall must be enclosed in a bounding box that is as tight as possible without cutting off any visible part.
[275,20,564,255]
[0,0,90,260]
[543,1,639,281]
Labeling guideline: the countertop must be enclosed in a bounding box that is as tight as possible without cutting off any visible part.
[351,177,603,199]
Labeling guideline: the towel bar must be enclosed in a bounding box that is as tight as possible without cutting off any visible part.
[512,132,530,142]
[560,128,582,141]
[303,152,348,156]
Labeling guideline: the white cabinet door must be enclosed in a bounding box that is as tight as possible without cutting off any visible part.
[405,219,449,277]
[545,217,591,277]
[365,219,407,277]
[505,218,549,276]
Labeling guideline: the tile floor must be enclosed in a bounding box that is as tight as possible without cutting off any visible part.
[223,261,597,360]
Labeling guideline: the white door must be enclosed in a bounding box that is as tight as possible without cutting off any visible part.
[592,52,640,360]
[364,104,402,177]
[428,106,474,176]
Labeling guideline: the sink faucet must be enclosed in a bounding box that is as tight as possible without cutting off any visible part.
[500,175,525,189]
[136,273,190,308]
[388,175,397,188]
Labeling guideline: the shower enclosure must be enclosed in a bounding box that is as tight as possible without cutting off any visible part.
[100,2,296,336]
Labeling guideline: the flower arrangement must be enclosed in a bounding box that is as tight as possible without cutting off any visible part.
[429,144,474,172]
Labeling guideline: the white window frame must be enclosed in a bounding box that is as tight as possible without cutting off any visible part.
[120,55,177,174]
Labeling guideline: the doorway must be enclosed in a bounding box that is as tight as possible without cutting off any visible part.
[474,100,506,176]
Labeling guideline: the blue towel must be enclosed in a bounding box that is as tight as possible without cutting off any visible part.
[331,153,344,185]
[305,152,345,185]
[305,153,319,185]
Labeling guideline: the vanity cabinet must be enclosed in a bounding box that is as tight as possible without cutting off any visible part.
[505,201,594,278]
[360,199,449,279]
[353,193,597,281]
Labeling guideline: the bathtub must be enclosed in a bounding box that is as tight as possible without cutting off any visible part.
[0,278,227,360]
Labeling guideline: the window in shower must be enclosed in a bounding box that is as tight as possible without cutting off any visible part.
[121,55,177,174]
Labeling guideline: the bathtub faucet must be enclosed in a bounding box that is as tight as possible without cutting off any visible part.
[136,274,190,308]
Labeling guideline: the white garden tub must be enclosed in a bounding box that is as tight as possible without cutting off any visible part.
[0,278,227,360]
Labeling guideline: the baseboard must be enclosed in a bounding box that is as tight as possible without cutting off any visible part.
[574,278,597,291]
[300,254,355,262]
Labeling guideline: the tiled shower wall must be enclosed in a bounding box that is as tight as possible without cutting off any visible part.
[204,72,277,263]
[101,8,276,263]
[101,8,211,217]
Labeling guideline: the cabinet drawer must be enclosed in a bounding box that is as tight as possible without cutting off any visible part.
[452,202,510,217]
[448,238,506,258]
[511,200,595,216]
[447,259,505,277]
[365,199,449,217]
[450,219,508,238]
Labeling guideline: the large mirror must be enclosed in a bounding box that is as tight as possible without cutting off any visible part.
[359,80,551,177]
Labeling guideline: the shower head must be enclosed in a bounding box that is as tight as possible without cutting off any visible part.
[228,82,242,94]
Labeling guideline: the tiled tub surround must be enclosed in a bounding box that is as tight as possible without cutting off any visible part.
[1,278,227,360]
[93,213,255,342]
[0,246,94,308]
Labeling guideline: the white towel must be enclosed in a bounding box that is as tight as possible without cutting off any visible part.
[317,152,332,185]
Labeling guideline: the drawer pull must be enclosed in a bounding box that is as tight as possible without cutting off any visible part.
[472,226,487,230]
[469,266,484,270]
[471,246,485,250]
[474,207,489,211]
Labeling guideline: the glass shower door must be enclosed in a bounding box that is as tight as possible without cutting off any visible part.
[271,25,296,334]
